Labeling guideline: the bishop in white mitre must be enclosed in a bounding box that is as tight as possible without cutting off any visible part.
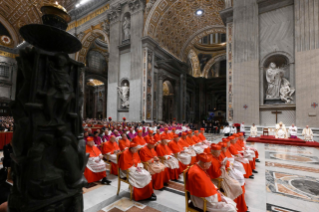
[288,123,298,138]
[302,125,314,141]
[250,123,258,137]
[275,122,288,139]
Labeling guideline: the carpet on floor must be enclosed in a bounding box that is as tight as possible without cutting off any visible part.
[247,136,319,147]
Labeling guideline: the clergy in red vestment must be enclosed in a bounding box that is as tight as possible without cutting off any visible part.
[156,134,180,180]
[208,144,248,212]
[119,133,131,151]
[186,153,237,212]
[154,129,162,143]
[180,132,197,164]
[139,137,169,190]
[191,130,205,154]
[102,135,120,175]
[228,136,253,179]
[84,137,111,184]
[132,130,146,148]
[118,142,156,201]
[238,133,260,162]
[233,134,257,173]
[186,131,196,146]
[168,128,176,140]
[144,130,155,146]
[168,134,192,172]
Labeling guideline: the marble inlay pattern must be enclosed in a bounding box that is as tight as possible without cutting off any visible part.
[101,197,146,211]
[266,170,319,203]
[266,203,300,212]
[264,144,313,155]
[266,162,319,173]
[265,152,319,164]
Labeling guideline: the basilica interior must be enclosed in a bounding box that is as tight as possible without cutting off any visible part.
[0,0,319,212]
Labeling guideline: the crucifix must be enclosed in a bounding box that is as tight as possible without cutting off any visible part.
[271,110,282,123]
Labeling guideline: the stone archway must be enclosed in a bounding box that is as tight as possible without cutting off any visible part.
[75,28,109,63]
[203,54,226,78]
[84,74,108,119]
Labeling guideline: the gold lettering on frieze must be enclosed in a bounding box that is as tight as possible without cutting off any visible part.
[67,4,110,31]
[0,50,17,59]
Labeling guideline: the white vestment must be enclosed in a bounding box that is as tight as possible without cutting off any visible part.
[223,127,230,134]
[227,157,246,175]
[288,126,298,136]
[104,153,117,164]
[302,128,314,141]
[86,156,107,173]
[230,127,237,134]
[250,126,258,137]
[191,193,237,212]
[120,163,152,188]
[276,128,287,138]
[240,124,245,132]
[177,152,192,165]
[218,167,243,200]
[162,155,180,169]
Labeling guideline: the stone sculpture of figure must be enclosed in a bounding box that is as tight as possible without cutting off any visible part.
[123,16,130,41]
[280,78,295,103]
[118,83,130,108]
[265,62,284,99]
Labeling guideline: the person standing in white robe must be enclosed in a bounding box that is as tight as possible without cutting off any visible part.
[240,122,245,136]
[223,125,231,136]
[230,125,237,135]
[288,123,298,138]
[302,125,314,141]
[250,123,258,137]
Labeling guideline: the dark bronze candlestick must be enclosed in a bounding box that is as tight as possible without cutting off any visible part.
[9,1,87,211]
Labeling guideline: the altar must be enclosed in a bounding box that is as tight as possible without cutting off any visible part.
[247,135,319,147]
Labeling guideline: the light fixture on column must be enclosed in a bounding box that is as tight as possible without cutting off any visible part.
[195,9,204,16]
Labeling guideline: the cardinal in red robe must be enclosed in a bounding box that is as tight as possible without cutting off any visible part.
[186,153,236,212]
[156,134,180,180]
[118,142,156,201]
[84,137,111,184]
[101,135,120,175]
[132,130,146,148]
[119,133,131,151]
[168,134,191,172]
[208,144,248,212]
[139,137,169,190]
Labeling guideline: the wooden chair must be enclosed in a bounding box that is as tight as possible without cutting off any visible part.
[183,166,207,212]
[263,128,269,136]
[116,153,133,200]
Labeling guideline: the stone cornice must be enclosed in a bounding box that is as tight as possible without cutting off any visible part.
[257,0,294,14]
[69,0,110,20]
[219,7,233,26]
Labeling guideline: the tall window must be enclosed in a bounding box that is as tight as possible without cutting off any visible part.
[0,64,9,78]
[199,33,226,45]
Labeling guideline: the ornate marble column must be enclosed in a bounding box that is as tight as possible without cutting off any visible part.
[158,72,164,121]
[107,4,122,120]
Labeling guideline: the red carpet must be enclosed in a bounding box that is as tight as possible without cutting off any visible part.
[247,136,319,147]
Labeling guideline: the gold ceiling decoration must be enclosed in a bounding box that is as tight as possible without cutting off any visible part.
[145,0,225,60]
[87,79,104,87]
[0,0,78,43]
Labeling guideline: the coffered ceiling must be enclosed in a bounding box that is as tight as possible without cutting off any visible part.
[145,0,225,60]
[0,0,78,44]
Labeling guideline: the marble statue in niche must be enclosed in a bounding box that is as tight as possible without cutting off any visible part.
[118,82,130,108]
[265,62,294,103]
[123,16,130,41]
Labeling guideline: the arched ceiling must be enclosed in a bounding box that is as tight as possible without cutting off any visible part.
[145,0,225,60]
[0,0,78,44]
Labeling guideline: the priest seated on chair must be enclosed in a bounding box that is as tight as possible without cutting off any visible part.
[275,122,288,139]
[118,142,156,201]
[186,153,237,212]
[302,125,314,141]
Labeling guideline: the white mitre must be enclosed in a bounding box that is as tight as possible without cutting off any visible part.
[276,122,286,130]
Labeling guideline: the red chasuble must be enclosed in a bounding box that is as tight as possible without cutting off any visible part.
[156,143,180,180]
[168,141,183,154]
[186,136,196,145]
[119,139,130,151]
[101,141,120,175]
[198,133,206,141]
[101,141,120,154]
[228,144,252,178]
[154,133,161,142]
[192,135,201,143]
[119,149,154,200]
[132,135,146,146]
[118,149,141,170]
[207,156,222,179]
[139,146,167,189]
[186,164,221,200]
[84,145,106,183]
